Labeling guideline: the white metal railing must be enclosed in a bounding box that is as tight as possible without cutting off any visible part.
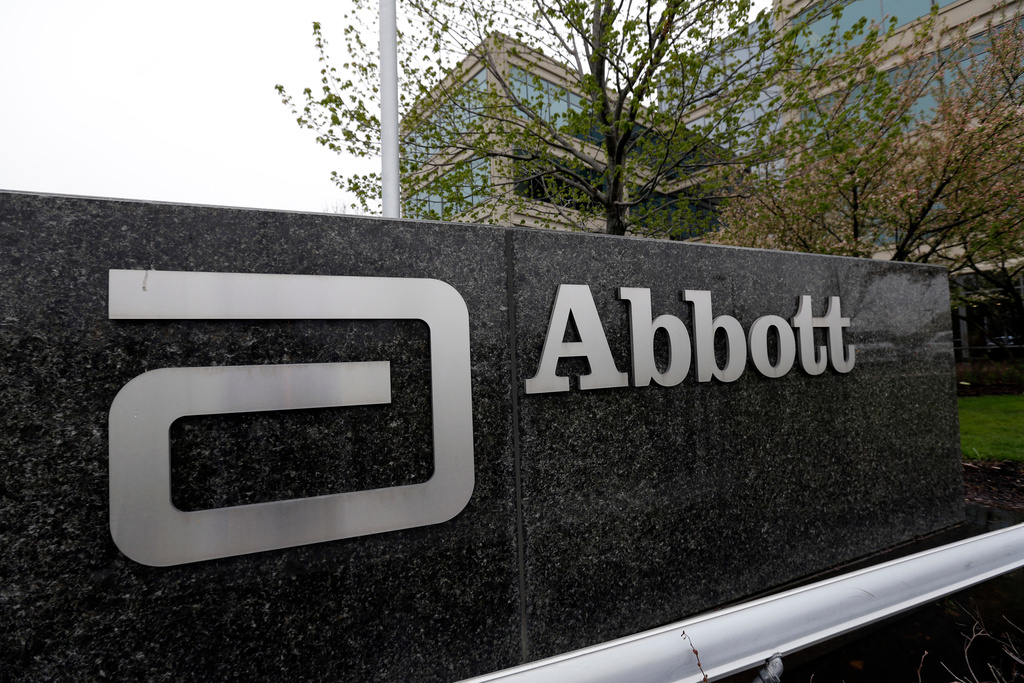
[462,523,1024,683]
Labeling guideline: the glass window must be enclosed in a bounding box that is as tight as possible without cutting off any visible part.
[404,68,488,164]
[508,66,584,123]
[801,0,953,49]
[403,157,490,220]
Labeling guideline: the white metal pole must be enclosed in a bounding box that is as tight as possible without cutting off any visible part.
[461,522,1024,683]
[380,0,400,218]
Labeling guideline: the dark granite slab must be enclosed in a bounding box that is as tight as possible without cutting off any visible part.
[509,230,961,659]
[0,192,520,681]
[0,191,962,680]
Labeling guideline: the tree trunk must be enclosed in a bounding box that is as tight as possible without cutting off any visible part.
[605,202,628,235]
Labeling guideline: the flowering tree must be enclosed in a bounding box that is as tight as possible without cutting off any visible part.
[275,0,840,236]
[714,9,1024,344]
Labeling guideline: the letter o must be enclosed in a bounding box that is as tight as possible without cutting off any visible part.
[748,315,796,378]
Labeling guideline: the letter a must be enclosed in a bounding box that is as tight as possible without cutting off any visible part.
[525,285,629,393]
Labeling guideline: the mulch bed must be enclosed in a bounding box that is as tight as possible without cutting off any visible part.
[957,384,1024,397]
[963,459,1024,512]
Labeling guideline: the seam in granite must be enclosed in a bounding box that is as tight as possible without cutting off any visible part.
[506,231,530,662]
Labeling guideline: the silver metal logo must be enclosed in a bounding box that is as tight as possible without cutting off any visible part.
[108,270,474,566]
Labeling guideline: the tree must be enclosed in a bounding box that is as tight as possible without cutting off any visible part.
[275,0,829,236]
[713,8,1024,347]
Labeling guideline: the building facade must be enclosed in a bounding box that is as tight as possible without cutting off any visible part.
[400,33,721,239]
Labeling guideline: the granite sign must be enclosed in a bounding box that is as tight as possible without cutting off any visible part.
[0,191,962,681]
[108,270,856,566]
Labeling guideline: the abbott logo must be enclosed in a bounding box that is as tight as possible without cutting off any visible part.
[108,270,474,567]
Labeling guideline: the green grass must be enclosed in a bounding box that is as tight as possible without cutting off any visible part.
[959,395,1024,461]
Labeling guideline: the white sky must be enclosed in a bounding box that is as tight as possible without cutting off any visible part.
[0,1,774,216]
[0,1,372,214]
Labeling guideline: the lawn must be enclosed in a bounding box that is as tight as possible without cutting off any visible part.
[959,395,1024,461]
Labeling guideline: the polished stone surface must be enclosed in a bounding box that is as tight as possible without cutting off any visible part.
[0,191,962,679]
[0,192,520,681]
[509,230,961,659]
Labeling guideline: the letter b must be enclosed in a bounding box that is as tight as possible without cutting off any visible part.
[684,290,746,383]
[618,288,690,387]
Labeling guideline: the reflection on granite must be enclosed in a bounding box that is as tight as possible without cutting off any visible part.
[0,191,962,679]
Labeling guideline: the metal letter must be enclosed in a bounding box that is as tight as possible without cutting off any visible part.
[618,287,690,387]
[791,295,828,376]
[683,290,746,383]
[524,284,628,393]
[748,315,797,378]
[822,296,855,373]
[108,270,474,566]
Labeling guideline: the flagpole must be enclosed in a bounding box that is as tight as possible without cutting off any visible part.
[380,0,400,218]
